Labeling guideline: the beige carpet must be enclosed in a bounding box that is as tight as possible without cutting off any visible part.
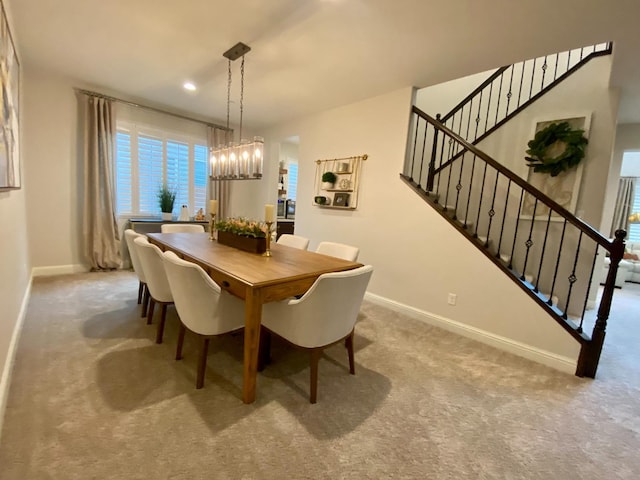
[0,271,639,479]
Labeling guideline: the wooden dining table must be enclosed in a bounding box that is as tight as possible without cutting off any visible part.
[146,232,362,403]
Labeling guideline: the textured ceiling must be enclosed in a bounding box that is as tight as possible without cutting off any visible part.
[7,0,640,128]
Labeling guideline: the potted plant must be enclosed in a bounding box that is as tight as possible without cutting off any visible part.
[321,171,337,190]
[215,217,267,253]
[158,184,176,220]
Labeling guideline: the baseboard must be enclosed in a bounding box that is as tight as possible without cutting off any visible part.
[31,264,89,277]
[364,292,577,374]
[0,276,33,440]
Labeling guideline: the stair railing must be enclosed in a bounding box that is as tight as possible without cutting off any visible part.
[402,107,624,378]
[432,42,612,174]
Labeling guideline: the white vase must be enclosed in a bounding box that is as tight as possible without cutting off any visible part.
[321,182,334,190]
[162,212,172,220]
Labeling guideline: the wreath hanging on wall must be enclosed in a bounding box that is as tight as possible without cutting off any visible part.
[525,121,588,177]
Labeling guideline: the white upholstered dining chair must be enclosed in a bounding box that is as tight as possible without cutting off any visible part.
[124,229,149,317]
[133,236,174,344]
[276,234,310,250]
[160,224,205,233]
[315,241,360,261]
[260,265,373,403]
[162,251,245,389]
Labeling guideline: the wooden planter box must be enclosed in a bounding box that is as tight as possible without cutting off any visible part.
[217,230,267,254]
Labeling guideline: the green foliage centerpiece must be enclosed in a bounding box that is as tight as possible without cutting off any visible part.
[215,217,267,254]
[525,122,588,177]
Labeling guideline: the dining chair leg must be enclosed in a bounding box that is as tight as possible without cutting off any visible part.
[258,327,271,372]
[156,304,168,344]
[137,281,144,304]
[346,330,355,375]
[196,337,210,389]
[176,323,186,360]
[309,348,322,404]
[141,285,150,318]
[147,298,155,325]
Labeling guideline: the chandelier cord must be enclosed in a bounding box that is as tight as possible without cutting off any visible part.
[239,55,245,143]
[226,58,232,142]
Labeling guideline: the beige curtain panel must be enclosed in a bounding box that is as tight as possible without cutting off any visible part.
[610,177,636,238]
[81,95,121,270]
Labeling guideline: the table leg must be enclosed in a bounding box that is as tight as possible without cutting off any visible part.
[242,288,263,404]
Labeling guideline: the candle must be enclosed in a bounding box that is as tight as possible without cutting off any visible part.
[265,204,276,223]
[209,199,218,215]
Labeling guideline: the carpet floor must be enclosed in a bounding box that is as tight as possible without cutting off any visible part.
[0,271,639,479]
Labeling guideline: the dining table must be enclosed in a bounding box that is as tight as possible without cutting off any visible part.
[146,232,362,403]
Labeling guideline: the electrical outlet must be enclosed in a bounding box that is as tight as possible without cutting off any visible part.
[448,293,457,306]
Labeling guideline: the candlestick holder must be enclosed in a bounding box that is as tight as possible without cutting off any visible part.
[209,213,216,241]
[262,221,274,257]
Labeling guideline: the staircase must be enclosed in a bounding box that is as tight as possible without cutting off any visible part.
[401,43,622,378]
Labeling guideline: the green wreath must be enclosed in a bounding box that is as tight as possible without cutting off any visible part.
[525,121,588,177]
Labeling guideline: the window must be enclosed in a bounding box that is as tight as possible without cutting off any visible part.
[628,183,640,242]
[115,122,208,217]
[287,162,298,201]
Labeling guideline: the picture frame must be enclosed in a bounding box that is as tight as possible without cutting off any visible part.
[333,192,350,207]
[520,114,590,221]
[0,0,20,190]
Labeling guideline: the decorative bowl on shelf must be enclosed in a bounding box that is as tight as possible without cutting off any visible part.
[314,196,329,205]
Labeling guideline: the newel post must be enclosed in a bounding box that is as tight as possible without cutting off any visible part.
[426,113,441,193]
[576,229,626,378]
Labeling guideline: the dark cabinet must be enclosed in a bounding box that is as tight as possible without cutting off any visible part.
[276,221,295,240]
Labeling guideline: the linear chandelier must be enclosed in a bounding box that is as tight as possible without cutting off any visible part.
[210,42,263,180]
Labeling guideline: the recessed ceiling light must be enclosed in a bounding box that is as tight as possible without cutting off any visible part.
[183,82,197,91]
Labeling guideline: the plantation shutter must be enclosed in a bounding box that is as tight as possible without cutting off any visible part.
[288,162,298,201]
[194,144,208,212]
[115,131,132,215]
[138,134,164,215]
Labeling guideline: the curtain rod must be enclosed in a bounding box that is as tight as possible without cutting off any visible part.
[74,88,231,131]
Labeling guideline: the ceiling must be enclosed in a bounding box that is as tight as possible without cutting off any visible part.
[8,0,640,129]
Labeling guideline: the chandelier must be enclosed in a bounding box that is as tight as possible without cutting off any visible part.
[210,42,264,180]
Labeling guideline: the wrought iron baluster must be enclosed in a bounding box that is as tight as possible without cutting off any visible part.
[495,178,512,259]
[495,71,504,126]
[528,58,536,100]
[473,162,489,238]
[465,97,473,143]
[566,49,571,71]
[426,117,439,192]
[534,208,553,293]
[473,90,483,143]
[553,52,559,82]
[484,81,493,137]
[435,126,448,200]
[417,120,429,189]
[453,152,467,219]
[505,66,515,115]
[578,245,599,333]
[509,189,525,270]
[517,60,526,109]
[563,231,584,320]
[540,56,548,91]
[443,135,456,211]
[548,219,568,306]
[484,170,500,247]
[463,154,478,228]
[520,198,538,281]
[410,114,420,180]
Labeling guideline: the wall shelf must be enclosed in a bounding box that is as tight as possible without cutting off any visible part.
[313,154,367,210]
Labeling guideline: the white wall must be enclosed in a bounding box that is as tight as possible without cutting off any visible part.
[23,68,85,273]
[0,0,32,434]
[415,69,493,118]
[265,87,581,369]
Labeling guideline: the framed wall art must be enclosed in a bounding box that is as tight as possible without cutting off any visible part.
[520,114,590,221]
[0,0,20,190]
